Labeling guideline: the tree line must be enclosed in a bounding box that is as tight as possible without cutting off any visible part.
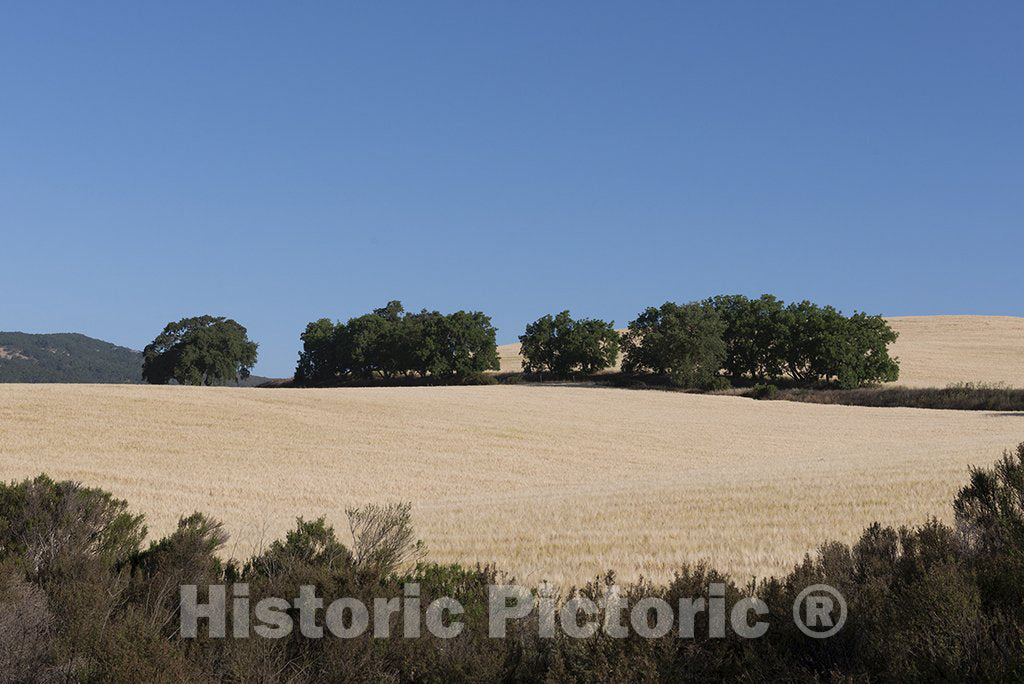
[520,294,900,389]
[294,301,500,384]
[140,294,899,389]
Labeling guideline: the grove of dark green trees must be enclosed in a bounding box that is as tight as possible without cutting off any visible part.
[707,294,900,389]
[520,295,900,389]
[518,310,620,377]
[141,295,899,390]
[620,300,729,389]
[295,301,500,384]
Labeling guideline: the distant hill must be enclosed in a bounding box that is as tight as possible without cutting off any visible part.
[0,332,144,383]
[0,332,274,385]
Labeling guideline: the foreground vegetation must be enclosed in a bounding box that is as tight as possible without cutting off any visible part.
[3,445,1024,681]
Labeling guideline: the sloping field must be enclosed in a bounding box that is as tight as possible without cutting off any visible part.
[887,316,1024,388]
[2,383,1023,585]
[498,315,1024,388]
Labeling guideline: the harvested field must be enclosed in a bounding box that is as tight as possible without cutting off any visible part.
[886,315,1024,388]
[2,382,1022,585]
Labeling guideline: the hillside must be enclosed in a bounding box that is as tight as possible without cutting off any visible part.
[498,315,1024,387]
[0,331,274,385]
[886,315,1024,388]
[0,332,144,383]
[3,382,1022,584]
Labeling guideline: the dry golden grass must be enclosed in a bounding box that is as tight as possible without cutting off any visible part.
[2,380,1023,585]
[499,315,1024,388]
[887,315,1024,388]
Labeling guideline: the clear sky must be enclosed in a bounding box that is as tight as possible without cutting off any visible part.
[2,3,1021,376]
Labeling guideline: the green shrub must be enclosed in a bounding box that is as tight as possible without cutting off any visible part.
[458,371,498,385]
[346,502,424,577]
[751,383,778,400]
[954,443,1024,608]
[0,475,146,581]
[246,517,352,578]
[701,374,732,391]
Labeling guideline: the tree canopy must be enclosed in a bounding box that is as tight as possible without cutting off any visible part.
[706,294,788,382]
[762,299,899,388]
[142,316,258,386]
[618,295,900,389]
[295,302,500,384]
[519,311,619,377]
[620,301,727,389]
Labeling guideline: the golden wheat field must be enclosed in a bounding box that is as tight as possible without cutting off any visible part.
[1,315,1023,586]
[498,314,1024,388]
[885,316,1024,388]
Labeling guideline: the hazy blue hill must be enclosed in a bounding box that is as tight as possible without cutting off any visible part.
[0,332,143,383]
[0,332,274,385]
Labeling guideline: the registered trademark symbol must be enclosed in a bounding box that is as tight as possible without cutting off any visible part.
[793,584,847,638]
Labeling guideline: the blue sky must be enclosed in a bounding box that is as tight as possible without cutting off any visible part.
[2,3,1021,376]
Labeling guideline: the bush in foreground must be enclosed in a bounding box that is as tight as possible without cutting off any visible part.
[4,445,1024,680]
